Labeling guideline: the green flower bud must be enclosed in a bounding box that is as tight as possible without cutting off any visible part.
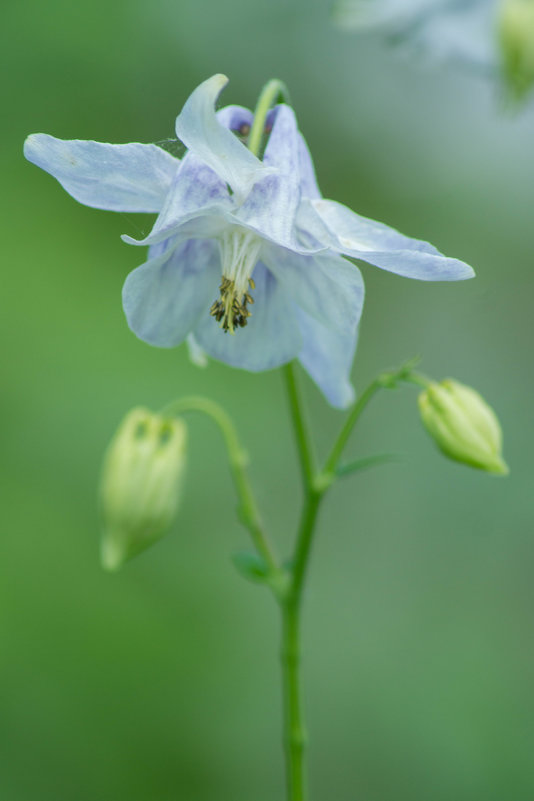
[418,379,509,475]
[499,0,534,100]
[99,408,187,571]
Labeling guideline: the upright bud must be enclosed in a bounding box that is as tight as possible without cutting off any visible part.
[99,408,187,571]
[418,379,509,475]
[499,0,534,100]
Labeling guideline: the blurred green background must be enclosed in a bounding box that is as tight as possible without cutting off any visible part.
[2,1,533,799]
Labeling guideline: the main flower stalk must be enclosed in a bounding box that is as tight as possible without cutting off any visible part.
[280,357,430,801]
[247,84,315,800]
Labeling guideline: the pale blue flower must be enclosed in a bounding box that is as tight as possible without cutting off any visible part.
[334,0,499,75]
[24,74,474,408]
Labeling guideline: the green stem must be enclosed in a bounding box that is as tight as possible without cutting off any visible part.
[323,378,384,475]
[284,363,317,491]
[279,358,423,798]
[279,358,425,799]
[278,357,427,799]
[281,483,324,801]
[336,452,401,478]
[324,360,424,475]
[280,596,307,801]
[290,489,323,603]
[279,364,328,801]
[162,396,279,574]
[248,78,291,157]
[403,370,432,389]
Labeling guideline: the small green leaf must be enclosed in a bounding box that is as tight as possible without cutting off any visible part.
[232,550,269,583]
[336,453,401,478]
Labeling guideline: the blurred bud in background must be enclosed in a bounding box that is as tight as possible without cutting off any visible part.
[418,379,509,475]
[99,408,187,571]
[499,0,534,99]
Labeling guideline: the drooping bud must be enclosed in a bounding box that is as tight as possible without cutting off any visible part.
[99,407,187,570]
[499,0,534,100]
[418,379,509,475]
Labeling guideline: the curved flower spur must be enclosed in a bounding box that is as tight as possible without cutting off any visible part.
[24,74,474,408]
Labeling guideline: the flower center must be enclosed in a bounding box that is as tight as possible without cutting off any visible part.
[210,229,261,334]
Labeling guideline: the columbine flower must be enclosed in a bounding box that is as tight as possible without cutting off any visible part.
[334,0,534,95]
[24,74,473,408]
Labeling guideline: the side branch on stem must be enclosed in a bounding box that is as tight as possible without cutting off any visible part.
[324,357,422,475]
[162,395,280,574]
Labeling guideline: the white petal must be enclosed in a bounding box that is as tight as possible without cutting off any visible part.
[193,263,302,371]
[186,333,209,367]
[298,132,322,199]
[122,152,231,246]
[307,198,475,281]
[262,244,364,332]
[295,306,358,409]
[236,105,302,250]
[175,75,274,202]
[24,134,179,212]
[122,238,220,347]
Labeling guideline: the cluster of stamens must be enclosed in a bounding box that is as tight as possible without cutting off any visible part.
[210,276,256,334]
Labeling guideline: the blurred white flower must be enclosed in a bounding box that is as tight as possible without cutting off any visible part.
[334,0,534,98]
